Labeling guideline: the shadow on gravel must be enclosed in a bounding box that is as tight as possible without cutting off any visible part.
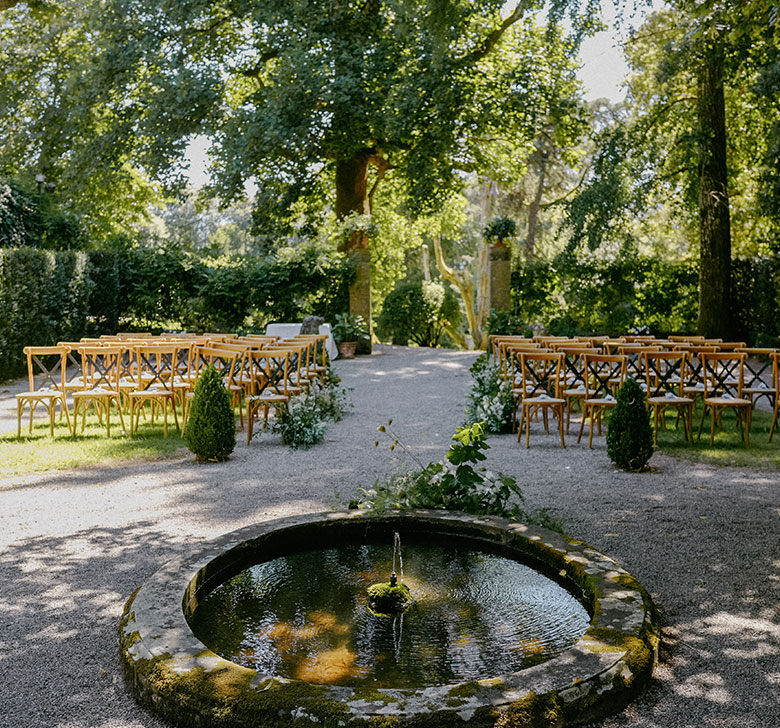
[0,521,178,727]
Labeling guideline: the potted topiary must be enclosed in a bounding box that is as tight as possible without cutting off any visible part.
[332,313,367,359]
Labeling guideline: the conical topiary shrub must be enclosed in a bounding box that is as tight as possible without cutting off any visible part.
[184,365,235,462]
[606,377,654,472]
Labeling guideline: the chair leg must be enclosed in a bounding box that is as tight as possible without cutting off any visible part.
[577,405,588,444]
[17,400,23,438]
[769,405,779,442]
[697,405,707,441]
[709,406,717,445]
[653,406,660,447]
[558,405,566,448]
[588,409,596,449]
[247,401,255,445]
[115,397,126,435]
[745,406,751,448]
[525,405,531,449]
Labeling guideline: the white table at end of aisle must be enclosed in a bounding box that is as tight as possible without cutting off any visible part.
[264,323,339,360]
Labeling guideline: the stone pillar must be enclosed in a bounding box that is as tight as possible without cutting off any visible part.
[349,247,372,354]
[489,241,512,312]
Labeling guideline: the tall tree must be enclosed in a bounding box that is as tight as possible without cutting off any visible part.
[564,2,780,338]
[1,0,598,347]
[0,1,163,239]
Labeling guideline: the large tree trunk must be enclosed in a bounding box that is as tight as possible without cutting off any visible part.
[525,150,547,260]
[697,50,732,339]
[336,151,373,353]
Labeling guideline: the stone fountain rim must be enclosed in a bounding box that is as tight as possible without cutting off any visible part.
[120,509,660,726]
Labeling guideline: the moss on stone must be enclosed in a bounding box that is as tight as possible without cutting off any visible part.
[447,681,482,699]
[351,687,400,705]
[367,581,412,616]
[497,692,563,728]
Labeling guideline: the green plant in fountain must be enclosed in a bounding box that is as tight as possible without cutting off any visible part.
[184,364,235,462]
[351,420,562,530]
[465,354,515,433]
[606,377,654,472]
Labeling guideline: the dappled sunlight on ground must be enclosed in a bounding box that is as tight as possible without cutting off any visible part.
[1,345,779,727]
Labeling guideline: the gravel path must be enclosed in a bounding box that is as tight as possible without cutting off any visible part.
[1,344,778,727]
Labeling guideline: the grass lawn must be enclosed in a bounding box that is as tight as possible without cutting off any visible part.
[655,407,780,470]
[0,412,188,476]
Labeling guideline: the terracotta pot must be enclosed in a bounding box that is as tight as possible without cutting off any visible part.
[337,341,357,359]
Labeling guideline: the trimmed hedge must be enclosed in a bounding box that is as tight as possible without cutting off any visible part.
[511,255,779,345]
[0,246,351,381]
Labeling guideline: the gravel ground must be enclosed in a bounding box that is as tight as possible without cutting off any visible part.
[1,344,778,728]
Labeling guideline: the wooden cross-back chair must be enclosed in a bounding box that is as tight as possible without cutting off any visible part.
[127,344,180,437]
[641,351,694,445]
[696,352,752,448]
[617,344,662,385]
[559,347,600,434]
[668,335,705,343]
[265,341,311,394]
[769,352,780,443]
[292,334,330,382]
[71,346,126,436]
[622,335,658,343]
[577,354,627,448]
[245,348,296,444]
[515,352,566,448]
[16,345,71,437]
[506,345,548,427]
[677,345,721,409]
[736,348,777,409]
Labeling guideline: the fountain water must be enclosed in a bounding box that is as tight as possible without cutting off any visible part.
[120,511,660,727]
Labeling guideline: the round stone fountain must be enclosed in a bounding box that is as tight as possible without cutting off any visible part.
[120,510,660,727]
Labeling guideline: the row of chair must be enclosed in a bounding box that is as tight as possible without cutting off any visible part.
[15,332,330,442]
[489,335,780,449]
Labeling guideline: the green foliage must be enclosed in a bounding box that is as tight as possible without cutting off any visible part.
[0,181,39,248]
[511,253,780,343]
[270,390,327,451]
[310,372,352,423]
[511,255,700,336]
[184,365,236,462]
[465,355,515,434]
[376,280,460,347]
[353,421,562,531]
[331,313,368,344]
[0,247,114,379]
[483,216,517,241]
[0,0,594,243]
[0,241,350,379]
[606,378,654,473]
[269,377,351,449]
[485,309,532,338]
[118,240,351,332]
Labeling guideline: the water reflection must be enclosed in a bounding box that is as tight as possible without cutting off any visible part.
[189,543,589,688]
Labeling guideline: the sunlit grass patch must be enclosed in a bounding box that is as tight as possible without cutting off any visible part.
[655,407,780,470]
[0,412,187,476]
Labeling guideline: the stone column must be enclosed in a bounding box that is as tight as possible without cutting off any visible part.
[349,247,372,354]
[489,241,512,312]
